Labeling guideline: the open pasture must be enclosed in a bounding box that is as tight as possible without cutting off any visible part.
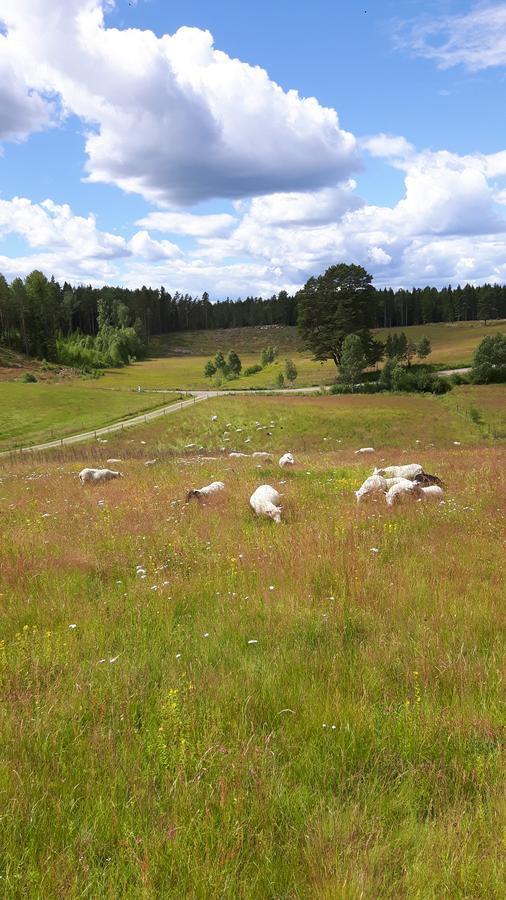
[0,383,176,452]
[0,391,504,897]
[88,320,506,393]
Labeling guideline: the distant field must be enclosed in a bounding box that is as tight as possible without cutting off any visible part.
[94,320,506,392]
[1,391,503,897]
[0,383,173,451]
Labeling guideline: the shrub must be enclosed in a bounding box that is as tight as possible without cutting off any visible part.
[227,350,242,375]
[275,372,285,388]
[243,364,262,376]
[471,333,506,383]
[19,371,37,383]
[284,359,298,383]
[203,360,216,378]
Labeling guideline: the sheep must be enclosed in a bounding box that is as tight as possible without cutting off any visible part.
[279,452,295,468]
[385,480,423,507]
[186,480,225,502]
[249,484,282,523]
[355,447,375,454]
[144,458,158,466]
[355,473,387,503]
[419,485,444,501]
[374,463,423,480]
[384,476,414,488]
[79,468,122,485]
[413,472,444,488]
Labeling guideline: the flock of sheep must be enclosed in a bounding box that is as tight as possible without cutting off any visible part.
[78,433,444,524]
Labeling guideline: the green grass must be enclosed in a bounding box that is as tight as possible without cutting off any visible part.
[89,320,506,393]
[444,384,506,439]
[0,392,504,896]
[0,383,178,451]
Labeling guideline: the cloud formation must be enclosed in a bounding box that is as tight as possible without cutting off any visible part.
[397,3,506,71]
[1,0,358,205]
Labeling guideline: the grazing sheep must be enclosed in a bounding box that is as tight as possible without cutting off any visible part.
[355,473,387,503]
[355,447,375,454]
[419,485,444,501]
[279,452,295,468]
[384,476,413,488]
[79,468,122,485]
[375,463,423,480]
[413,472,444,488]
[385,480,423,507]
[186,481,225,501]
[249,484,282,523]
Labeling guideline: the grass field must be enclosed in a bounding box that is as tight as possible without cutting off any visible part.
[0,383,176,451]
[0,389,504,897]
[93,320,506,393]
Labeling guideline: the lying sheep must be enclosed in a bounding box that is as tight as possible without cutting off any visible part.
[79,468,122,485]
[279,452,295,468]
[419,485,444,501]
[186,481,225,502]
[375,463,423,480]
[249,484,282,523]
[413,472,444,488]
[355,473,387,503]
[385,480,423,506]
[355,447,375,454]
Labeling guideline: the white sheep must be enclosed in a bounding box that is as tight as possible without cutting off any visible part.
[375,463,423,480]
[186,481,225,501]
[79,468,122,485]
[385,480,423,507]
[355,473,387,503]
[384,476,414,488]
[249,484,282,523]
[419,485,444,502]
[279,452,295,468]
[355,447,375,454]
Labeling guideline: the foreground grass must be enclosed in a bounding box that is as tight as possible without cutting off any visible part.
[0,394,504,897]
[0,383,176,451]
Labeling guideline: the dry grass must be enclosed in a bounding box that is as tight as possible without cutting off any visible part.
[0,393,504,897]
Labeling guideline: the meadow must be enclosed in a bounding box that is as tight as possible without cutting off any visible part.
[0,383,176,451]
[0,388,504,897]
[93,320,506,393]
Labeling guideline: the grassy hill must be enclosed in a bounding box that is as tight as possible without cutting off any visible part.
[1,389,504,897]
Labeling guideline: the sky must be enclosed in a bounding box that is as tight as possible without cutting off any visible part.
[1,0,506,297]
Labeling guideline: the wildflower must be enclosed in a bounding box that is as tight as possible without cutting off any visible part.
[175,653,181,659]
[109,656,119,663]
[370,547,380,554]
[203,632,209,638]
[247,639,258,644]
[269,585,275,591]
[69,624,77,629]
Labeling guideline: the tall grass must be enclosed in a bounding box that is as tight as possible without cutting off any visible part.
[0,395,504,897]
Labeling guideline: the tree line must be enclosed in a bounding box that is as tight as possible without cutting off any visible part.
[1,268,506,364]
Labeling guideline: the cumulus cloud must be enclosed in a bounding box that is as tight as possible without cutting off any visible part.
[0,0,358,205]
[128,230,182,260]
[0,32,52,141]
[0,196,129,265]
[397,3,506,71]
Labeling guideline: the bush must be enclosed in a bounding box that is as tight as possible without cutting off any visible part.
[243,364,262,376]
[450,372,470,386]
[284,359,298,383]
[260,346,278,367]
[471,333,506,383]
[227,350,242,375]
[275,372,285,388]
[19,371,37,383]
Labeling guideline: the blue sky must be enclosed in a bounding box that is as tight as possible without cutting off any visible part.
[1,0,506,295]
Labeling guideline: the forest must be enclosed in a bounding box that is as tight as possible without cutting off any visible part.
[0,268,505,364]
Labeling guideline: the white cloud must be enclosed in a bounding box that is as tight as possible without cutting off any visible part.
[0,33,52,141]
[0,196,129,263]
[397,3,506,71]
[129,230,182,260]
[136,211,237,237]
[0,0,358,205]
